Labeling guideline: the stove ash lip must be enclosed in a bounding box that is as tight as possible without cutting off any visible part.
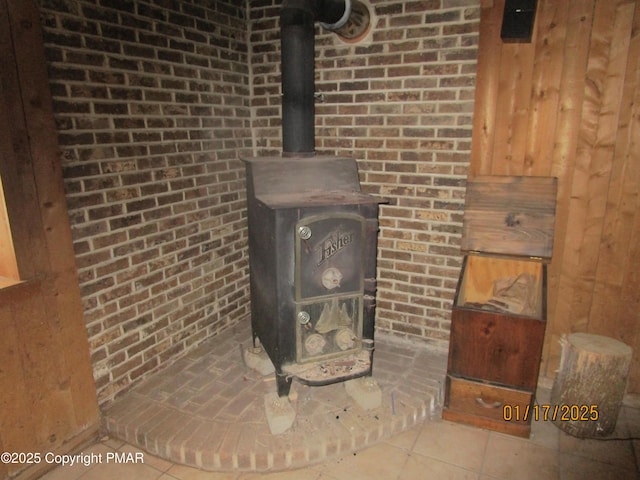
[280,0,353,157]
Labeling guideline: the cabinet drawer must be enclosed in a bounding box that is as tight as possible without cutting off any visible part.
[446,376,532,424]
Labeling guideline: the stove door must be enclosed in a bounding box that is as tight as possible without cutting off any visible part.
[294,213,365,363]
[295,213,365,299]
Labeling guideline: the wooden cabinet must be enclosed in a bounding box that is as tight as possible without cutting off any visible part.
[443,176,557,438]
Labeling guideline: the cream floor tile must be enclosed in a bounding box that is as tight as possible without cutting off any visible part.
[386,424,421,452]
[314,442,409,480]
[39,443,115,480]
[39,463,93,480]
[536,387,552,405]
[412,420,489,472]
[74,460,165,480]
[616,406,640,472]
[164,464,239,479]
[482,432,559,480]
[560,453,638,480]
[102,436,126,450]
[559,431,636,471]
[619,406,640,436]
[398,452,480,480]
[528,417,561,451]
[238,467,322,480]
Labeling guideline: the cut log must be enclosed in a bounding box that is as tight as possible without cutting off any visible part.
[550,333,632,438]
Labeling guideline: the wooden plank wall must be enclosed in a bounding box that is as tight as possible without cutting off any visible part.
[0,0,100,478]
[471,0,640,392]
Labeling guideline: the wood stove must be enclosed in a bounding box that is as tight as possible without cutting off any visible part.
[242,0,382,400]
[242,155,384,397]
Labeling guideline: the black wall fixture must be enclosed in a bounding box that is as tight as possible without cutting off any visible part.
[500,0,538,43]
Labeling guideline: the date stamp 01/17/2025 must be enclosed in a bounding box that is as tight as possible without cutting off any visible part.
[503,404,599,422]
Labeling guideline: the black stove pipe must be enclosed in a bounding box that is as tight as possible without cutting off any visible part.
[280,0,350,156]
[281,0,315,156]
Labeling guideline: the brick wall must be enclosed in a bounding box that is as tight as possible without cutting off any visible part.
[250,0,479,345]
[38,0,252,405]
[38,0,479,406]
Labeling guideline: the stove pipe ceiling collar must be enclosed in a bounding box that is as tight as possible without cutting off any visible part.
[280,0,352,156]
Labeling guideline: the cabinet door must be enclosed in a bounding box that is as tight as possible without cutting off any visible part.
[448,308,545,389]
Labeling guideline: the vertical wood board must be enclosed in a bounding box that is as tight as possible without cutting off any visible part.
[470,0,504,177]
[492,41,536,175]
[566,0,634,333]
[524,0,570,177]
[544,0,597,376]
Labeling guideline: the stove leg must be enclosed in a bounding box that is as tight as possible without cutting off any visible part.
[276,372,293,398]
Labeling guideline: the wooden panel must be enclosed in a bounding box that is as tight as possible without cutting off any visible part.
[0,283,69,446]
[551,0,639,383]
[0,0,44,280]
[461,176,558,259]
[566,0,634,333]
[620,207,640,389]
[0,435,6,480]
[449,304,546,389]
[0,287,37,466]
[588,3,640,386]
[545,0,598,379]
[469,0,640,393]
[0,282,96,478]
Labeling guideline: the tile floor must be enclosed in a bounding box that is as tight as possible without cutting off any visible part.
[41,387,640,480]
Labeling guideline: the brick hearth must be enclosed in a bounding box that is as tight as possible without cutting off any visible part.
[104,323,447,472]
